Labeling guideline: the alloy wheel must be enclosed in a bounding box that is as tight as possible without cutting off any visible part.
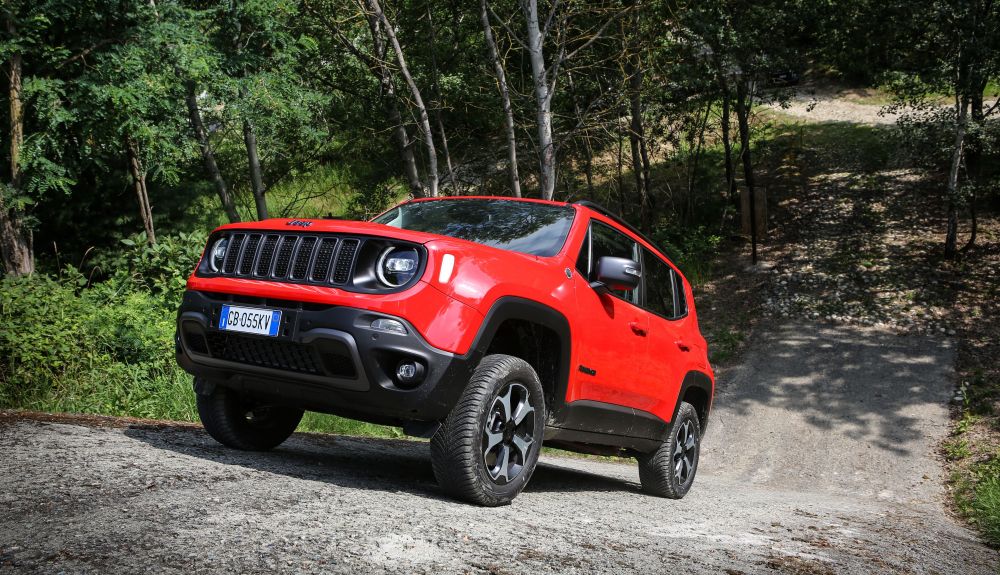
[482,382,536,484]
[673,419,697,484]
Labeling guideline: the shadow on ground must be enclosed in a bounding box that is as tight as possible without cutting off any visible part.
[123,424,638,500]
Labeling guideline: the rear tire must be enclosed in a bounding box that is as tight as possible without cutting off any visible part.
[430,354,545,506]
[638,401,701,499]
[196,381,303,451]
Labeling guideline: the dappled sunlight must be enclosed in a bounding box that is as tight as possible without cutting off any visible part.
[703,322,955,503]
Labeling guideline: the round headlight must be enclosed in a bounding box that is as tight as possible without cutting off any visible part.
[209,238,228,272]
[376,247,419,287]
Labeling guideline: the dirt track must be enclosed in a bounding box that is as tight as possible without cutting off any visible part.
[1,321,996,574]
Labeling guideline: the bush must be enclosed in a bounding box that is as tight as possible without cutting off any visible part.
[0,271,196,421]
[89,231,207,307]
[653,225,722,287]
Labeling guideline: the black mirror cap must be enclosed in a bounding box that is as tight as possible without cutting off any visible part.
[594,256,641,291]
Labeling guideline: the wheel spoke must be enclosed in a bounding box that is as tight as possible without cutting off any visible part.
[497,444,511,481]
[497,387,513,422]
[513,403,534,426]
[685,433,696,452]
[484,429,504,454]
[511,433,532,460]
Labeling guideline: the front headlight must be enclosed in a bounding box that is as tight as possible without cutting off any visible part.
[376,246,419,287]
[208,237,228,272]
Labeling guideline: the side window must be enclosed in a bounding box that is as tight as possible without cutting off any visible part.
[672,269,688,317]
[590,222,640,304]
[642,248,676,318]
[575,228,590,276]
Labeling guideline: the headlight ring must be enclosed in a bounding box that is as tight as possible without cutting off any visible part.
[376,246,420,287]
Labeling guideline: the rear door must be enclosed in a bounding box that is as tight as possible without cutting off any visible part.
[638,247,690,423]
[569,220,649,411]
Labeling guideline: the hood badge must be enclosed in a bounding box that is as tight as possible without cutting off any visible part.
[287,220,313,227]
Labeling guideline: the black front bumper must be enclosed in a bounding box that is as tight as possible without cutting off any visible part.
[175,290,474,424]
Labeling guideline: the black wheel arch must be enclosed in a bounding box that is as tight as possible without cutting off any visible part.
[674,370,714,434]
[466,296,572,420]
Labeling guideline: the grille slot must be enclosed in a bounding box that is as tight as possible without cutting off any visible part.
[238,234,262,275]
[333,239,359,284]
[273,237,296,278]
[222,234,245,274]
[290,237,317,280]
[254,235,279,276]
[311,238,338,282]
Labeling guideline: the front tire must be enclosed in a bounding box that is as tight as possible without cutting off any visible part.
[430,354,545,506]
[638,401,701,499]
[196,381,303,451]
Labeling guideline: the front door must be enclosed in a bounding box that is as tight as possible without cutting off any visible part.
[569,221,649,411]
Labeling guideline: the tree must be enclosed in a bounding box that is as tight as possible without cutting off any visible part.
[1,10,33,275]
[882,0,1000,258]
[481,0,521,197]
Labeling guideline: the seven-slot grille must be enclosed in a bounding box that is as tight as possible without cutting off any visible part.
[214,232,362,286]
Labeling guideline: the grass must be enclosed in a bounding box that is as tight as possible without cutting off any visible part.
[299,412,402,438]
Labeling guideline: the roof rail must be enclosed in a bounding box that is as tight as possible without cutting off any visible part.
[572,200,670,259]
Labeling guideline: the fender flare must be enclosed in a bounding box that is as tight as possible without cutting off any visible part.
[464,296,572,412]
[672,370,715,432]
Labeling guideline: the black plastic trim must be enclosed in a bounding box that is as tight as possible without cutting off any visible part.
[176,290,471,423]
[674,370,715,433]
[466,296,573,417]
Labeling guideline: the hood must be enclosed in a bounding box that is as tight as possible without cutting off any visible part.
[214,218,445,244]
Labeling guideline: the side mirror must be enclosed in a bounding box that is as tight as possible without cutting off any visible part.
[592,256,641,292]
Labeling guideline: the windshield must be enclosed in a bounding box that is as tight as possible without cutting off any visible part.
[372,199,576,257]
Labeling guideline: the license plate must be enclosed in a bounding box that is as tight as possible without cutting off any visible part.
[219,305,281,337]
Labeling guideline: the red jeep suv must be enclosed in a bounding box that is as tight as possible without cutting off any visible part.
[176,197,714,505]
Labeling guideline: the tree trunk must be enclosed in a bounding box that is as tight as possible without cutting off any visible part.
[481,0,521,197]
[686,100,712,225]
[720,80,738,209]
[626,38,651,232]
[368,0,438,198]
[617,113,626,218]
[185,82,240,223]
[961,80,987,253]
[566,71,594,197]
[522,0,556,200]
[243,117,268,220]
[944,94,969,260]
[357,10,425,198]
[426,5,458,195]
[736,77,761,264]
[125,137,156,243]
[1,15,34,276]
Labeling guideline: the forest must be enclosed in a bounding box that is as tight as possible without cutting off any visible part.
[1,0,999,544]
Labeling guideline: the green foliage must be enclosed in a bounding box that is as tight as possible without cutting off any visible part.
[955,457,1000,547]
[0,272,194,420]
[91,231,208,311]
[0,266,398,435]
[654,225,723,287]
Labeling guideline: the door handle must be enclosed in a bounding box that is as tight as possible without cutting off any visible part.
[629,322,647,337]
[675,340,691,352]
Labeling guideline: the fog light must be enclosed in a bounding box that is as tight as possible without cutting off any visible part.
[371,318,407,335]
[395,360,426,386]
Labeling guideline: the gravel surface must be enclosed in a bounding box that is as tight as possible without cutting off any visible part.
[2,322,997,574]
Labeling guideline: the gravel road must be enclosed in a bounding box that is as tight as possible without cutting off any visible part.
[1,322,997,574]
